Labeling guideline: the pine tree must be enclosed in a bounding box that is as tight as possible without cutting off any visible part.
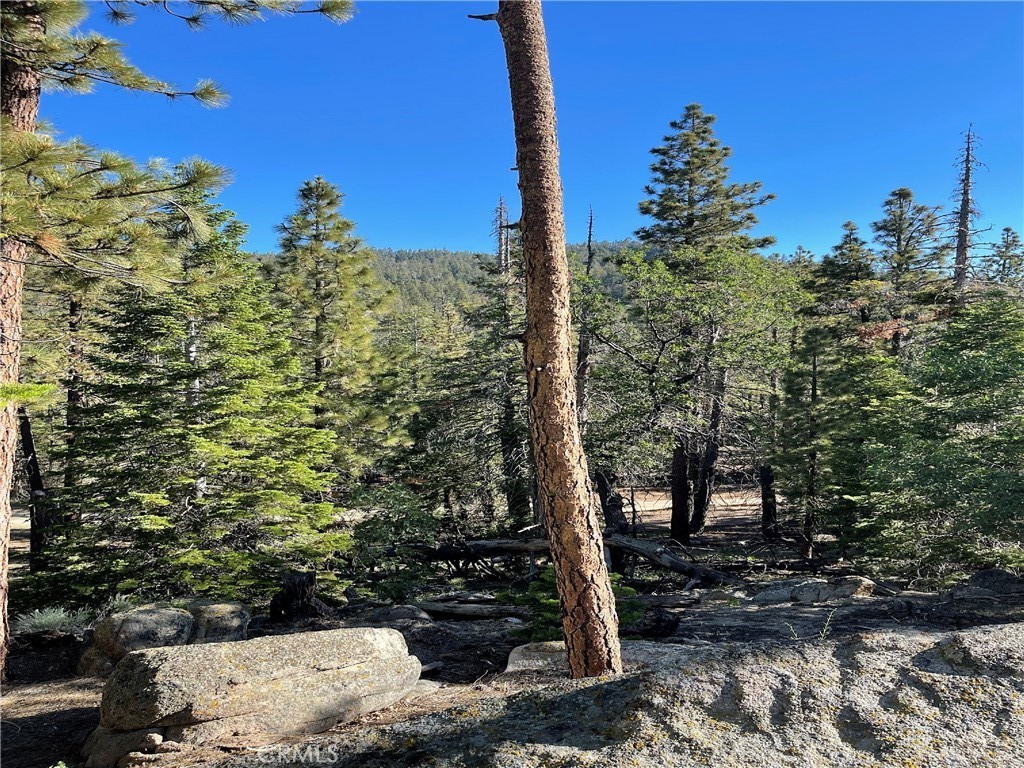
[636,103,775,251]
[870,188,951,355]
[47,196,338,603]
[982,227,1024,288]
[475,0,623,678]
[0,0,350,674]
[272,177,406,482]
[814,221,880,323]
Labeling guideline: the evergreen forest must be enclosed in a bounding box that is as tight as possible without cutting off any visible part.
[1,0,1023,711]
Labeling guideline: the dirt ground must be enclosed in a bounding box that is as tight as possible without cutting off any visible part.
[1,677,104,768]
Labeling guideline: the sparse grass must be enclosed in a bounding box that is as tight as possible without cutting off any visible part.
[12,606,91,635]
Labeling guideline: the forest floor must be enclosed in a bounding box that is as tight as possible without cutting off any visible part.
[6,486,1008,768]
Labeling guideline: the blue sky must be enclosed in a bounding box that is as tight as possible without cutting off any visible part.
[44,1,1024,256]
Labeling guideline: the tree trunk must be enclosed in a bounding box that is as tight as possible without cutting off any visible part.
[1,1,43,678]
[669,443,691,545]
[593,469,628,574]
[758,463,780,541]
[691,369,727,534]
[575,208,596,437]
[64,293,83,489]
[498,391,533,529]
[484,0,621,677]
[953,126,975,295]
[802,351,819,558]
[18,407,50,571]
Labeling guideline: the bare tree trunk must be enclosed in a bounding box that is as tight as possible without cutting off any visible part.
[493,198,533,529]
[18,407,50,571]
[669,443,691,545]
[593,470,627,574]
[575,208,596,436]
[1,1,43,677]
[476,0,621,677]
[64,294,83,490]
[498,391,533,528]
[953,126,977,296]
[758,463,779,541]
[691,369,727,534]
[802,351,819,558]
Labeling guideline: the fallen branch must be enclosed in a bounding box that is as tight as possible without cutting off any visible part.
[604,535,744,586]
[414,601,530,620]
[414,536,742,586]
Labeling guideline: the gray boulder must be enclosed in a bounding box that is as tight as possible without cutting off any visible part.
[82,627,420,768]
[966,568,1024,595]
[91,605,194,661]
[188,600,250,644]
[79,600,250,676]
[750,575,875,605]
[248,623,1024,768]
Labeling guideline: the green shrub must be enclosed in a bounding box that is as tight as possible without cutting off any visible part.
[349,484,442,602]
[13,606,92,634]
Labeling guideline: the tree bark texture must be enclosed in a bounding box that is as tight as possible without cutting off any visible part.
[594,469,628,574]
[1,1,43,677]
[691,369,727,534]
[491,0,621,677]
[64,294,83,489]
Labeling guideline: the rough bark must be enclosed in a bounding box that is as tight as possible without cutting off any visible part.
[593,470,628,534]
[1,0,43,678]
[670,443,691,545]
[18,407,50,571]
[759,464,780,541]
[485,0,621,677]
[691,369,728,534]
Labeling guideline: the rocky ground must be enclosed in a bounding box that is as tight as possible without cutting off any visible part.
[5,493,1023,767]
[4,575,1024,768]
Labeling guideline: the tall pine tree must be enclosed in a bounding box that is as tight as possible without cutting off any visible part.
[636,103,775,251]
[46,195,338,603]
[272,177,408,483]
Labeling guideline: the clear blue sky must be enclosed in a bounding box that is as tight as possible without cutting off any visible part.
[43,1,1024,256]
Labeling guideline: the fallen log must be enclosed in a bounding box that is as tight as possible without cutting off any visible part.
[414,537,741,586]
[414,601,530,620]
[603,535,744,586]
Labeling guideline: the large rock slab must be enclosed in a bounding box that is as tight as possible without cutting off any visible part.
[229,623,1024,768]
[506,639,703,673]
[82,627,420,768]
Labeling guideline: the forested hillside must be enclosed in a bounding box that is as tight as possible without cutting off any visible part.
[2,2,1023,766]
[1,0,1022,729]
